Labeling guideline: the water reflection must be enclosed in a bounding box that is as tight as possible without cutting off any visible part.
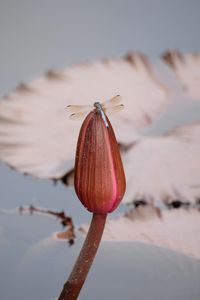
[0,179,200,300]
[0,209,200,300]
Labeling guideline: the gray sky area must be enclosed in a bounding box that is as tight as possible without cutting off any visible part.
[0,0,200,93]
[0,1,200,300]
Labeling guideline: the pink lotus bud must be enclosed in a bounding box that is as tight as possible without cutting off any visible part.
[74,110,126,213]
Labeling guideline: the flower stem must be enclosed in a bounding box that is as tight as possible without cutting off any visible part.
[58,213,107,300]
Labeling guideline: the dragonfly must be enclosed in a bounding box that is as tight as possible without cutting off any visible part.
[66,95,124,128]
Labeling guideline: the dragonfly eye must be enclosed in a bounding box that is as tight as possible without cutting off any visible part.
[93,102,101,108]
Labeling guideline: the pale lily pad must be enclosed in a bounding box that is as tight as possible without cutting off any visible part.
[80,206,200,259]
[0,52,200,207]
[0,53,168,181]
[163,50,200,99]
[123,122,200,205]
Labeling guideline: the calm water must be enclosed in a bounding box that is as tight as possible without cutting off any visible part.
[0,164,200,300]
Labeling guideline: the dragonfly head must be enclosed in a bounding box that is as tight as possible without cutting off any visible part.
[93,102,102,111]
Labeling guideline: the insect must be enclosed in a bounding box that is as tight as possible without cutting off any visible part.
[66,95,124,128]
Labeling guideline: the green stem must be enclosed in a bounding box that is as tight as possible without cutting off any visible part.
[58,213,107,300]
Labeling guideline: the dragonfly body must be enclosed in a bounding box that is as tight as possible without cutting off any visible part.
[93,101,109,127]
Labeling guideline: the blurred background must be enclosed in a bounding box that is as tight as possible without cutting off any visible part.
[1,0,200,95]
[0,1,200,299]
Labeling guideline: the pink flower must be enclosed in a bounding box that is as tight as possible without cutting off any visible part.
[74,110,126,213]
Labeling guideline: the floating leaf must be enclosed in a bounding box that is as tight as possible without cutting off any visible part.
[80,205,200,259]
[163,50,200,100]
[0,51,200,207]
[0,53,169,180]
[123,123,200,205]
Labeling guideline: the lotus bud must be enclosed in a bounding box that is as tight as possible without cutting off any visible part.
[74,110,126,214]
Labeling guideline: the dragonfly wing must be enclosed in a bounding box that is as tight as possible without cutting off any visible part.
[69,111,89,120]
[105,104,124,116]
[66,104,92,114]
[102,95,122,109]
